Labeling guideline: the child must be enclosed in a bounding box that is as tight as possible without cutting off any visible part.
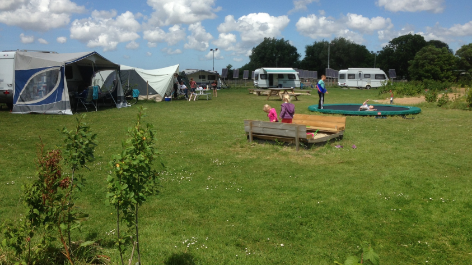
[280,94,295,123]
[263,104,278,122]
[389,90,394,104]
[359,99,377,111]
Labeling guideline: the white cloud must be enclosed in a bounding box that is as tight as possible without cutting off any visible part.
[147,42,158,48]
[143,24,186,46]
[0,0,28,11]
[184,22,213,51]
[377,0,444,13]
[296,13,393,44]
[146,0,221,27]
[57,36,67,43]
[212,33,237,50]
[123,55,130,59]
[288,0,319,14]
[233,57,243,62]
[377,24,416,41]
[38,38,48,44]
[161,47,182,54]
[126,41,140,49]
[216,13,290,55]
[70,10,141,51]
[20,33,34,43]
[419,21,472,43]
[0,0,85,31]
[204,49,222,60]
[146,52,152,56]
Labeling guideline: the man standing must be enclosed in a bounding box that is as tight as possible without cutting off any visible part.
[173,73,179,99]
[317,74,328,109]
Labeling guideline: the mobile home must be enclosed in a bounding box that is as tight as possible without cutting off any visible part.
[0,51,16,109]
[254,68,300,88]
[338,68,388,89]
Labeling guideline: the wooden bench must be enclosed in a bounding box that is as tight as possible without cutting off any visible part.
[292,114,346,133]
[244,119,344,151]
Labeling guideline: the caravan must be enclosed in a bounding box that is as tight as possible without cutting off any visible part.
[254,68,300,88]
[338,68,388,89]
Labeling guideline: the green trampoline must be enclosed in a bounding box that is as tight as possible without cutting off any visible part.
[308,104,421,116]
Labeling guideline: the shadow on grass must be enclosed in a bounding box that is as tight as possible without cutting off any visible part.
[164,252,196,265]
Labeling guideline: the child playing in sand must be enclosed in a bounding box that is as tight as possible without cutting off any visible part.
[359,99,377,111]
[279,94,295,123]
[263,104,278,122]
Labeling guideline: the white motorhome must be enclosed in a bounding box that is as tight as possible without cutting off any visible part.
[338,68,388,89]
[254,68,300,88]
[0,51,16,109]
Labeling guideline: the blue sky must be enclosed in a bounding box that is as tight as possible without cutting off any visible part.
[1,0,471,72]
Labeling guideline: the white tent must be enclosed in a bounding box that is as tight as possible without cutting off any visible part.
[96,64,179,102]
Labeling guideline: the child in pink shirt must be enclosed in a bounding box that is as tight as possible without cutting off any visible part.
[263,104,278,122]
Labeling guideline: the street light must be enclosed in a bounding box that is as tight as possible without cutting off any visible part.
[210,48,218,71]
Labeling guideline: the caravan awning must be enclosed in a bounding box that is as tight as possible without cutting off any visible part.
[263,68,297,74]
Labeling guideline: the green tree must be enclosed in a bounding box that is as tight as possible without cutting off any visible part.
[427,40,452,53]
[408,46,456,81]
[300,37,372,76]
[456,43,472,73]
[245,37,300,69]
[377,34,427,80]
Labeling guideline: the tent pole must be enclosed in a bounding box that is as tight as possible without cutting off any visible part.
[147,81,149,100]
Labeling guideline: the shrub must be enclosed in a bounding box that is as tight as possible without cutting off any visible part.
[437,93,449,107]
[425,90,438,103]
[466,88,472,108]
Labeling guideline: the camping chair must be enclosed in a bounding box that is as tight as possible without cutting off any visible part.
[76,86,97,112]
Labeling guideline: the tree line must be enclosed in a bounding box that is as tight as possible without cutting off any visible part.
[236,35,472,82]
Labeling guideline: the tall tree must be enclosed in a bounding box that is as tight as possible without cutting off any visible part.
[245,37,300,69]
[376,34,427,80]
[300,37,372,76]
[427,40,452,53]
[408,46,456,82]
[456,43,472,73]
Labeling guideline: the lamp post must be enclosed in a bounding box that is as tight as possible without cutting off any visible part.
[210,48,218,71]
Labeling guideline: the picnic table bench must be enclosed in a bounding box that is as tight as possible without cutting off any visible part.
[244,115,345,151]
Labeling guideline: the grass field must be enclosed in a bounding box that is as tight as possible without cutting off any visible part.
[1,87,471,264]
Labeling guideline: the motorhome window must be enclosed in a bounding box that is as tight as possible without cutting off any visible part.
[288,74,296,79]
[208,75,216,80]
[364,74,371,78]
[278,74,284,78]
[348,74,355,79]
[18,68,60,103]
[339,74,345,79]
[260,74,267,80]
[375,74,386,80]
[199,75,206,80]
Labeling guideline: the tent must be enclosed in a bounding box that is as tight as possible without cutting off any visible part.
[12,51,127,114]
[98,64,179,102]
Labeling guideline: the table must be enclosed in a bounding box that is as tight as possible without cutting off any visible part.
[266,88,295,100]
[195,88,212,100]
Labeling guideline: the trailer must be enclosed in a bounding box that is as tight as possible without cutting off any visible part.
[338,68,388,89]
[0,51,16,109]
[254,68,300,88]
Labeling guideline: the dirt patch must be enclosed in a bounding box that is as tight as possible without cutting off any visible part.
[374,87,468,105]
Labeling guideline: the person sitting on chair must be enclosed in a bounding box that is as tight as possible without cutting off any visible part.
[359,99,377,111]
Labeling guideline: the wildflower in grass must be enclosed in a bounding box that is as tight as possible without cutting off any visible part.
[335,145,343,148]
[352,144,357,149]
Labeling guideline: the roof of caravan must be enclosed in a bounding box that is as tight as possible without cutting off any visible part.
[260,68,297,73]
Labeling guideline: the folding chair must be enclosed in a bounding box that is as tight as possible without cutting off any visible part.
[76,86,97,112]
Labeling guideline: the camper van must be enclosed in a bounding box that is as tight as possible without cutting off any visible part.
[254,68,300,88]
[0,51,16,109]
[338,68,388,89]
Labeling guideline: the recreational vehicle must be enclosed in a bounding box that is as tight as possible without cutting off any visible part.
[254,68,300,88]
[0,51,17,109]
[338,68,388,89]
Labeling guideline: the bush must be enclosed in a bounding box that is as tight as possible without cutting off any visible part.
[425,90,438,103]
[437,93,449,107]
[467,88,472,108]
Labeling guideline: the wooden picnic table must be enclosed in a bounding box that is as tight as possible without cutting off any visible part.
[266,87,295,100]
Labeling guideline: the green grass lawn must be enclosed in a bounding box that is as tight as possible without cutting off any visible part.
[1,87,471,264]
